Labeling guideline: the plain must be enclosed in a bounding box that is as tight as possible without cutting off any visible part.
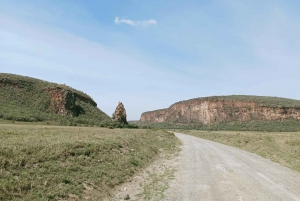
[0,124,180,201]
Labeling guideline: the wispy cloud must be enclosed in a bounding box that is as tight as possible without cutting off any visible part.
[0,15,178,120]
[114,17,157,27]
[2,0,300,120]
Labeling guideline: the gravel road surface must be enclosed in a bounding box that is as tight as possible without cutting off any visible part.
[163,132,300,201]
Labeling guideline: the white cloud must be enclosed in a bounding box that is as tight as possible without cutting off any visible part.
[0,16,176,120]
[114,17,157,27]
[141,19,157,26]
[114,17,135,26]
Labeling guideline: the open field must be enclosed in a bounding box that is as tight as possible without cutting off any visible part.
[177,130,300,172]
[0,124,180,201]
[144,120,300,132]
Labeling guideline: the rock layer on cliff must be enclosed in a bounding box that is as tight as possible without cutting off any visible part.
[45,87,97,116]
[140,96,300,125]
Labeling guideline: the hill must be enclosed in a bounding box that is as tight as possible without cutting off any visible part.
[0,73,111,126]
[140,95,300,131]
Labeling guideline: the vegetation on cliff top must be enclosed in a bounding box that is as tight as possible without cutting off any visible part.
[0,73,111,126]
[141,109,167,115]
[175,95,300,108]
[0,73,93,100]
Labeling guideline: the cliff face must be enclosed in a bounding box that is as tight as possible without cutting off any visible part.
[140,97,300,124]
[140,109,168,123]
[46,87,97,116]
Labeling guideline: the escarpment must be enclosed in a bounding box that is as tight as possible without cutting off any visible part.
[140,109,168,123]
[0,73,110,122]
[45,87,97,116]
[140,96,300,125]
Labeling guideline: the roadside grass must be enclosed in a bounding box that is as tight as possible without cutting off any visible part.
[137,166,176,201]
[0,124,180,201]
[177,130,300,172]
[111,146,181,201]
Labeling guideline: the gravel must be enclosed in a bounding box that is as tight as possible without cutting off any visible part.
[163,132,300,201]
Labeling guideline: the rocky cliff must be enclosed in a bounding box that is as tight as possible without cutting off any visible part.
[0,73,110,123]
[0,74,97,117]
[45,87,97,116]
[140,96,300,125]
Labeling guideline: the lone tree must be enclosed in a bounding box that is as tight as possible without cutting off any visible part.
[112,102,128,124]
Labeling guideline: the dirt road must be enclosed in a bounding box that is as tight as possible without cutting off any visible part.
[163,133,300,201]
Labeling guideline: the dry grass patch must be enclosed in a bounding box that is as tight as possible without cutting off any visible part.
[177,130,300,172]
[0,124,180,200]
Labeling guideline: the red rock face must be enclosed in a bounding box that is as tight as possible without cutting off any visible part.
[46,88,71,116]
[45,87,97,116]
[140,109,168,123]
[140,99,300,125]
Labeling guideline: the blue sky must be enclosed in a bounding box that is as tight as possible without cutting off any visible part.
[1,0,300,120]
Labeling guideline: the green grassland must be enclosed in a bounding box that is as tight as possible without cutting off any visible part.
[143,120,300,132]
[0,124,180,201]
[179,130,300,172]
[0,73,111,126]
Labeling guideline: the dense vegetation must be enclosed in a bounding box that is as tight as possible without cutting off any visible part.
[0,73,92,98]
[0,124,180,200]
[176,95,300,108]
[142,119,300,132]
[0,73,114,126]
[180,130,300,172]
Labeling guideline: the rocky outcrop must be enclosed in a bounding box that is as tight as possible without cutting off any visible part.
[0,74,98,117]
[113,102,128,124]
[140,96,300,125]
[45,87,97,116]
[0,73,110,123]
[140,109,168,123]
